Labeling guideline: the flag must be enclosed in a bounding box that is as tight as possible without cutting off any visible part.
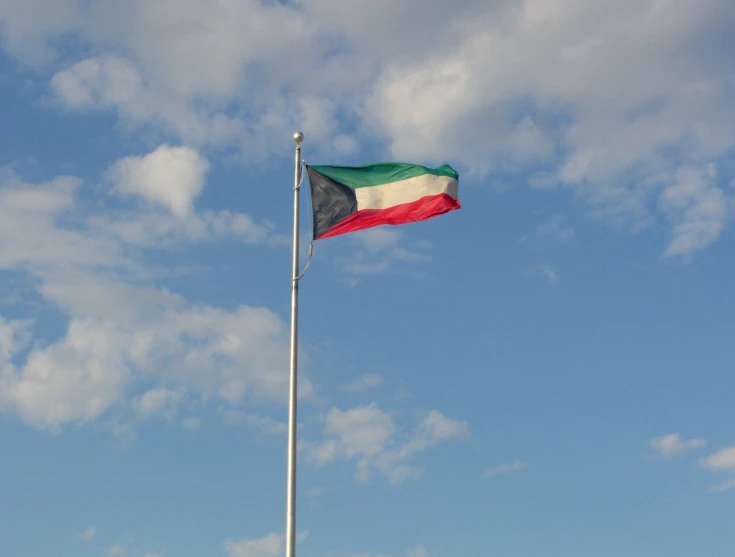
[306,162,460,240]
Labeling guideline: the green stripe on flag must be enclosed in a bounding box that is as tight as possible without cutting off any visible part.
[308,162,458,189]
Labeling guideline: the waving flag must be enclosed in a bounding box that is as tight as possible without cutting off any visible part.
[306,162,460,240]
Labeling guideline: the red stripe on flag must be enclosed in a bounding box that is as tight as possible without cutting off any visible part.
[316,193,460,240]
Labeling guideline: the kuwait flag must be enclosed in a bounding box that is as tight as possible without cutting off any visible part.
[306,162,460,240]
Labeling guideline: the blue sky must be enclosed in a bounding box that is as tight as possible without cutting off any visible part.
[1,1,735,557]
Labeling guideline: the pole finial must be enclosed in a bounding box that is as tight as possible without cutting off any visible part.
[293,131,304,144]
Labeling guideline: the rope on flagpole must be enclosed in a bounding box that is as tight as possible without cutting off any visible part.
[294,159,313,282]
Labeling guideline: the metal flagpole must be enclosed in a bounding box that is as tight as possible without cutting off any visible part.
[285,131,304,557]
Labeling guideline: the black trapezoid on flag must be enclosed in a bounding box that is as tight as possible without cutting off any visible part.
[306,166,358,239]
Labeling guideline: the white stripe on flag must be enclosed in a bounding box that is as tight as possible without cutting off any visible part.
[355,174,458,211]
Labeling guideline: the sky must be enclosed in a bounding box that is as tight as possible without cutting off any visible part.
[1,1,735,556]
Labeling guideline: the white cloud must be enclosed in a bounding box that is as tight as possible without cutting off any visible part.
[2,2,734,433]
[37,1,337,153]
[225,533,281,557]
[353,229,404,252]
[0,172,121,270]
[701,446,735,471]
[92,208,278,249]
[707,478,735,494]
[225,532,308,557]
[406,547,429,557]
[483,460,528,478]
[50,55,246,147]
[105,419,138,447]
[660,165,728,257]
[88,146,280,249]
[367,0,735,167]
[337,229,432,280]
[344,373,384,392]
[107,145,209,218]
[51,55,142,111]
[133,388,184,420]
[0,317,31,363]
[183,416,201,432]
[224,411,288,437]
[650,433,707,458]
[306,404,468,484]
[0,0,80,65]
[2,318,130,430]
[536,214,575,243]
[5,1,735,243]
[0,168,308,433]
[7,0,733,254]
[231,533,429,557]
[352,545,430,557]
[700,445,735,494]
[536,265,559,283]
[405,410,470,450]
[362,0,735,256]
[80,526,96,541]
[107,544,126,557]
[0,272,305,430]
[306,487,323,507]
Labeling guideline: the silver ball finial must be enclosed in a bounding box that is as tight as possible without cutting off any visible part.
[293,131,304,144]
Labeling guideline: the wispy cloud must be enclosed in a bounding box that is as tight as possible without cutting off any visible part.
[351,545,429,557]
[660,165,728,258]
[305,404,468,484]
[0,164,300,435]
[80,527,95,541]
[132,388,185,421]
[406,546,429,557]
[706,478,735,494]
[483,460,528,478]
[182,416,201,432]
[336,228,431,282]
[344,373,384,392]
[2,0,734,256]
[701,446,735,471]
[700,445,735,493]
[225,531,309,557]
[536,214,575,244]
[650,433,707,458]
[306,487,324,508]
[353,228,403,252]
[224,411,289,437]
[534,264,559,284]
[107,544,126,557]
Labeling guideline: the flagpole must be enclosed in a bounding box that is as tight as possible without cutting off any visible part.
[285,131,303,557]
